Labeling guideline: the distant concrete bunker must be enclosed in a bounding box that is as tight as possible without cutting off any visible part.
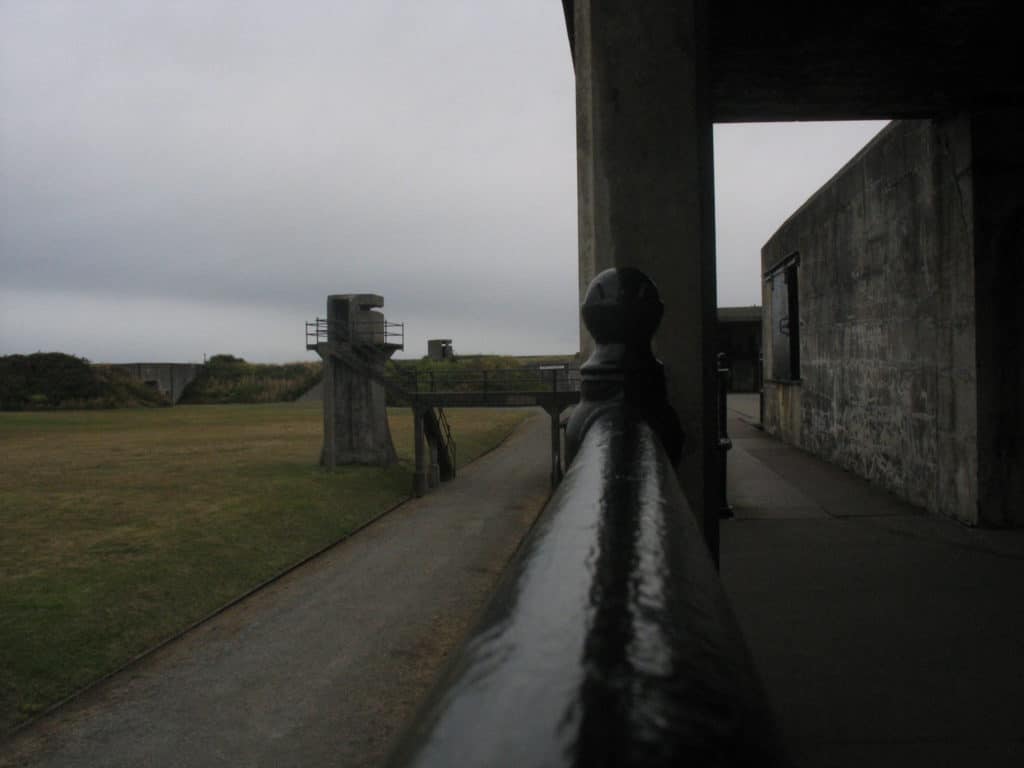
[427,339,454,361]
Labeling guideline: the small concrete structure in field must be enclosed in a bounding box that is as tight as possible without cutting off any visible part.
[306,294,403,467]
[111,363,201,404]
[427,339,454,361]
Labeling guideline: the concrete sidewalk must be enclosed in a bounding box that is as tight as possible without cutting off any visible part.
[2,412,552,768]
[721,402,1024,767]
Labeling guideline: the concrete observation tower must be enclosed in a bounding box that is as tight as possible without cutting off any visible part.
[306,294,404,467]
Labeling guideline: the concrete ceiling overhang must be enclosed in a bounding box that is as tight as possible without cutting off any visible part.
[561,1,1020,121]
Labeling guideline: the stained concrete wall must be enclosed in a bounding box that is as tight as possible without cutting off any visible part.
[761,118,978,523]
[321,355,395,466]
[112,363,201,404]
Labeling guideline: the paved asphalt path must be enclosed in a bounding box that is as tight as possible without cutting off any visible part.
[2,411,551,768]
[721,406,1024,767]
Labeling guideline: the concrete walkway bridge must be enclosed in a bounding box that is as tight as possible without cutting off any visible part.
[385,366,580,495]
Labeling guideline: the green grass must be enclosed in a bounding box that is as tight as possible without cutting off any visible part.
[0,402,528,732]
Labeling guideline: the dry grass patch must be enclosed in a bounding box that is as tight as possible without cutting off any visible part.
[0,402,528,731]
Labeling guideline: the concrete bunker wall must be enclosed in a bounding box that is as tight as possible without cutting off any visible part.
[761,118,978,523]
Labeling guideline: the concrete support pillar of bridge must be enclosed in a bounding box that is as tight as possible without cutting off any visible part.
[972,107,1024,527]
[549,408,563,487]
[428,436,440,488]
[572,0,720,548]
[322,351,337,465]
[413,407,428,497]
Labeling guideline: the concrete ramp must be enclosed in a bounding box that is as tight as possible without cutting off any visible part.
[110,363,201,404]
[296,379,324,402]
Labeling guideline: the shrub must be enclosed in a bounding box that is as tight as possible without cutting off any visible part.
[179,358,322,404]
[0,353,167,410]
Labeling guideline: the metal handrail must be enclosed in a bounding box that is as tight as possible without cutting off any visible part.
[305,317,404,348]
[388,408,783,766]
[386,268,785,767]
[386,367,581,394]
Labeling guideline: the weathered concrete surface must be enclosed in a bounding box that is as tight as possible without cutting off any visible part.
[109,363,201,404]
[762,118,979,524]
[319,294,397,467]
[722,409,1024,766]
[0,413,551,768]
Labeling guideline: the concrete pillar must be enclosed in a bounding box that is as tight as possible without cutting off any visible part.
[550,408,563,487]
[573,0,719,540]
[321,353,337,468]
[413,407,427,497]
[429,436,440,488]
[972,108,1024,527]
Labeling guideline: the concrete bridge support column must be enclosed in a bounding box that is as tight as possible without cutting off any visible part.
[413,407,428,498]
[572,0,720,552]
[428,436,440,489]
[972,107,1024,527]
[321,352,338,468]
[549,408,563,487]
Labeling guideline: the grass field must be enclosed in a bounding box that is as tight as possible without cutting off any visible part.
[0,402,529,732]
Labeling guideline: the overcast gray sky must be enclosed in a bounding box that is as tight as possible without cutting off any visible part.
[0,0,885,363]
